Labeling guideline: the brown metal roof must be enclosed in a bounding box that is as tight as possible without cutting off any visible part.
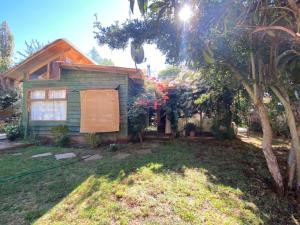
[61,63,144,80]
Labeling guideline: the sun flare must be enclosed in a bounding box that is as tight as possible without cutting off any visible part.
[179,5,193,22]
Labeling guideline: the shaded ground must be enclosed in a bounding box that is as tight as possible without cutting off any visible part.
[0,138,299,225]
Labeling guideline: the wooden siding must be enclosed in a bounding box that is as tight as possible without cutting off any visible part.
[22,69,129,139]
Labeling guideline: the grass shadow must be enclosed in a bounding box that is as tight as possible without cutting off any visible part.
[0,139,299,224]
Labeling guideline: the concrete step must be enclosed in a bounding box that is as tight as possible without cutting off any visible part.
[0,133,7,140]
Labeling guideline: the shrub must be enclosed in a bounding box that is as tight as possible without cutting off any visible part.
[128,103,147,143]
[211,121,236,140]
[51,125,69,147]
[4,123,21,141]
[27,127,41,145]
[184,123,197,136]
[85,133,101,148]
[224,127,236,140]
[249,121,262,133]
[109,143,119,152]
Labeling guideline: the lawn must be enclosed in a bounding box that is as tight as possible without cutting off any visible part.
[0,138,299,225]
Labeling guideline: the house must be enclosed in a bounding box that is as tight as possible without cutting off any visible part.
[3,39,143,143]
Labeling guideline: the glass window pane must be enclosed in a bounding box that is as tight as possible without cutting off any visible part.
[30,90,46,99]
[31,101,66,121]
[29,65,48,80]
[48,90,66,99]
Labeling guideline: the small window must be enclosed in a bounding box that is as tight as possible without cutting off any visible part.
[29,89,67,121]
[30,90,46,99]
[48,89,66,99]
[29,65,48,80]
[28,61,61,80]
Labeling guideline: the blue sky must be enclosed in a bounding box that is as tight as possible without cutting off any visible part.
[0,0,167,73]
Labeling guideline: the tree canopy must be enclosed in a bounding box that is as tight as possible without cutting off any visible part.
[158,66,180,80]
[16,39,46,62]
[0,21,13,72]
[87,47,114,66]
[95,0,300,194]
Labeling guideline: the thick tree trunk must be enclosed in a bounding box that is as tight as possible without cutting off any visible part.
[271,86,300,191]
[225,63,284,194]
[256,102,285,194]
[285,107,300,191]
[288,146,297,189]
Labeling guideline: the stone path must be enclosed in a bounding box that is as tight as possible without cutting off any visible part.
[0,140,33,153]
[0,134,7,140]
[113,153,131,160]
[55,152,76,160]
[12,152,23,156]
[32,152,52,158]
[83,154,103,162]
[136,148,152,155]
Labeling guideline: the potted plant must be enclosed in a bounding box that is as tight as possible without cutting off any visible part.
[184,123,197,137]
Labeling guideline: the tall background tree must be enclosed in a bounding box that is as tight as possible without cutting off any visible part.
[87,47,114,66]
[158,66,180,81]
[0,21,13,72]
[16,39,46,62]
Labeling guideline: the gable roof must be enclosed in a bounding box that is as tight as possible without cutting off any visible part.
[3,39,95,81]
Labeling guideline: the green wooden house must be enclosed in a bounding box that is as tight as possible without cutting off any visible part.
[4,39,143,143]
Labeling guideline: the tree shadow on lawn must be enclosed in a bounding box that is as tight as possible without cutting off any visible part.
[0,140,299,224]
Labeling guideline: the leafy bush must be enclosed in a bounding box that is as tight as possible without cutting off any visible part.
[85,133,101,148]
[4,123,21,141]
[51,125,69,147]
[0,90,18,110]
[225,127,236,140]
[272,120,290,138]
[27,127,41,145]
[211,121,236,140]
[249,121,262,133]
[184,123,197,136]
[128,102,147,143]
[109,143,119,152]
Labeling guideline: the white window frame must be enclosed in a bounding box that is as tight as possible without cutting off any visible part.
[28,88,67,121]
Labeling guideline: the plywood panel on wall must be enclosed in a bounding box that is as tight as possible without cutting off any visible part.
[80,89,120,133]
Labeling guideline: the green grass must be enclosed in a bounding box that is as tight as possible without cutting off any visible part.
[0,139,299,225]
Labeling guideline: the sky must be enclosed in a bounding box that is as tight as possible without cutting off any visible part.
[0,0,167,74]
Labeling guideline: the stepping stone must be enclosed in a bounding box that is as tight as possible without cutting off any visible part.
[81,155,92,160]
[12,153,23,156]
[136,148,152,155]
[83,154,103,162]
[113,153,130,160]
[32,152,52,158]
[55,152,76,160]
[0,134,7,140]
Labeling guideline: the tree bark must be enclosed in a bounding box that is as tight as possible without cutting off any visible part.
[256,101,285,194]
[224,62,285,194]
[271,86,300,191]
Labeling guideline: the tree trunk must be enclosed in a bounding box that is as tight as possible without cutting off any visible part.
[256,101,285,195]
[288,146,296,189]
[271,86,300,192]
[284,107,300,191]
[225,63,284,194]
